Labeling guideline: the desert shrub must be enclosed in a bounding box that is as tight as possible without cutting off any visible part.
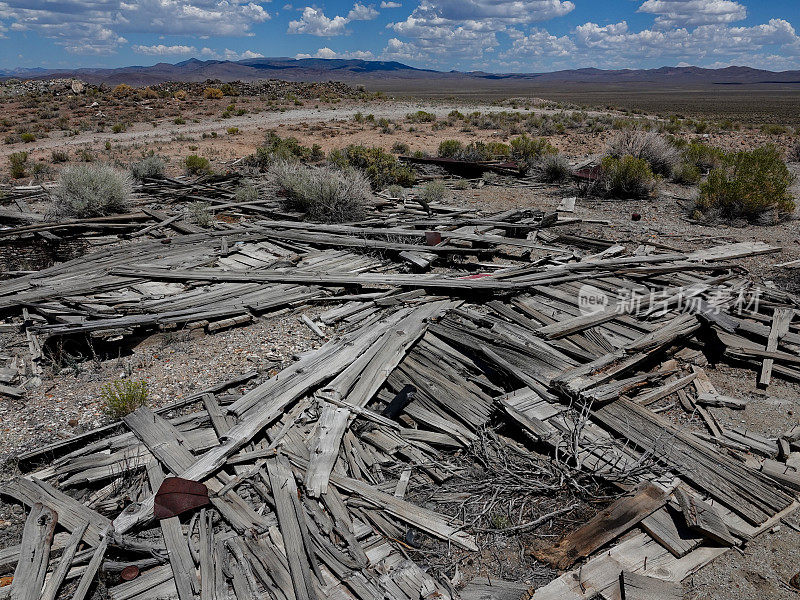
[9,151,29,178]
[420,180,446,204]
[174,90,188,100]
[174,117,186,125]
[599,156,657,199]
[761,124,789,136]
[685,142,725,172]
[406,110,436,123]
[184,154,212,175]
[328,145,416,189]
[510,134,556,164]
[111,123,126,134]
[536,153,571,183]
[605,131,680,177]
[234,181,259,203]
[188,201,213,227]
[270,161,369,223]
[52,164,132,217]
[391,141,410,155]
[51,149,70,163]
[112,83,133,97]
[672,162,701,185]
[438,139,463,158]
[789,140,800,162]
[696,145,795,222]
[204,87,224,99]
[220,83,239,96]
[486,142,511,157]
[249,131,321,168]
[386,184,404,199]
[453,179,470,190]
[33,163,53,181]
[131,155,166,180]
[20,132,36,143]
[101,379,148,419]
[227,127,239,135]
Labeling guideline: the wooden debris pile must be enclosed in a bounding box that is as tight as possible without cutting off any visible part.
[1,179,800,600]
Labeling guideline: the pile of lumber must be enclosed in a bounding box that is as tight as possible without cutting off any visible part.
[1,177,800,600]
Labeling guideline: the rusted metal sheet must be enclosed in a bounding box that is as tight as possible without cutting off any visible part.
[154,477,210,519]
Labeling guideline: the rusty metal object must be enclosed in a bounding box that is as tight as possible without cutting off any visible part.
[632,213,642,221]
[424,231,442,246]
[153,477,210,519]
[120,566,140,581]
[790,571,800,590]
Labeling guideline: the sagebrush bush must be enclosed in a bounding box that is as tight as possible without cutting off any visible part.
[101,380,148,419]
[52,164,132,217]
[204,87,224,99]
[421,180,446,204]
[536,153,571,183]
[672,162,701,185]
[685,142,726,172]
[438,140,463,158]
[391,141,410,155]
[600,156,657,198]
[406,110,436,123]
[234,181,259,203]
[270,161,369,223]
[185,154,212,175]
[328,145,416,189]
[130,155,166,180]
[510,134,556,169]
[605,131,680,177]
[51,149,70,164]
[249,131,323,169]
[188,201,213,227]
[9,151,28,178]
[696,145,795,222]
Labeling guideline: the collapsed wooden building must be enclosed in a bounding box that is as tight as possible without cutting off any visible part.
[1,174,799,599]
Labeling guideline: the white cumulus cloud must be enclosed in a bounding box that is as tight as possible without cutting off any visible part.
[638,0,746,28]
[132,44,197,55]
[288,3,378,36]
[295,47,374,59]
[380,1,401,7]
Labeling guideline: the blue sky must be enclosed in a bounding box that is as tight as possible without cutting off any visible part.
[2,1,800,72]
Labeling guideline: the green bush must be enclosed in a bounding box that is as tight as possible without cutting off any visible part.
[130,155,166,180]
[510,134,556,165]
[685,142,725,172]
[111,123,126,134]
[406,110,436,123]
[188,201,213,227]
[672,162,701,185]
[391,141,410,155]
[696,145,795,222]
[52,164,132,217]
[438,140,463,158]
[101,380,148,419]
[249,131,320,168]
[51,149,69,163]
[328,145,416,189]
[185,154,212,175]
[270,161,369,223]
[600,156,657,199]
[20,132,36,143]
[9,151,28,178]
[420,180,446,204]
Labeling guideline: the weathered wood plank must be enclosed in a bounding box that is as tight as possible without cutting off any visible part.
[619,570,682,600]
[759,307,794,388]
[9,503,57,600]
[532,483,666,570]
[40,521,89,600]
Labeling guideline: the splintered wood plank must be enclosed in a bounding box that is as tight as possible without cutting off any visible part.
[40,520,89,600]
[532,483,666,570]
[9,503,57,600]
[265,454,318,600]
[198,509,215,600]
[146,462,199,600]
[759,307,794,388]
[619,571,682,600]
[673,488,736,546]
[640,506,703,558]
[70,525,112,600]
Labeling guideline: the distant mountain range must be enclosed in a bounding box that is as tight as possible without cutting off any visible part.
[3,58,800,87]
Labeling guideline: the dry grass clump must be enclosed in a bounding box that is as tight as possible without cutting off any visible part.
[52,164,132,218]
[695,145,795,223]
[605,130,680,177]
[270,161,369,223]
[130,155,166,180]
[536,153,572,183]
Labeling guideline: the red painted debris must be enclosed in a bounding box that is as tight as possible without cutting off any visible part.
[154,477,210,519]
